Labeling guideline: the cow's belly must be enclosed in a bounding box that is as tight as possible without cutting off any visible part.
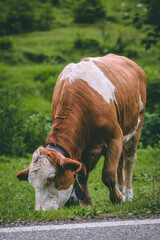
[82,144,105,172]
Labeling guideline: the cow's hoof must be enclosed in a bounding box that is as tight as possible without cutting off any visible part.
[109,192,126,204]
[80,197,92,206]
[121,194,126,203]
[122,186,133,201]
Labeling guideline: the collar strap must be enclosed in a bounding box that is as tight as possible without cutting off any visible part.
[73,174,85,201]
[46,143,70,158]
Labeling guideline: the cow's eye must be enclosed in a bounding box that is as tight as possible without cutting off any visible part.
[48,177,55,182]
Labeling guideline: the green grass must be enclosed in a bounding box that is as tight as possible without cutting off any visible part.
[0,0,160,224]
[0,145,160,223]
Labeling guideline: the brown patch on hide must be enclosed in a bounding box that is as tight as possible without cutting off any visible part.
[55,169,74,190]
[39,148,83,190]
[16,167,30,181]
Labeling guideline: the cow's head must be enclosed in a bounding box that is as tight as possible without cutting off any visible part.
[16,147,82,210]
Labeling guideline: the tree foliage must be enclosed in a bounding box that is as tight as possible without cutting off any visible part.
[73,0,106,23]
[0,0,37,35]
[136,0,160,48]
[144,0,160,29]
[0,0,54,36]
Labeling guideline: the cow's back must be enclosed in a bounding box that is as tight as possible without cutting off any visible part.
[82,54,147,135]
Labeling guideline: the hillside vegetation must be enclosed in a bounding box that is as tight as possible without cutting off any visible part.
[0,0,160,154]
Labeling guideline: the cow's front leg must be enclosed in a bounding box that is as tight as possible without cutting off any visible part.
[78,173,92,206]
[117,152,125,192]
[102,132,125,203]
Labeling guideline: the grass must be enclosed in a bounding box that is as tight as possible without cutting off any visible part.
[0,0,160,224]
[0,145,160,223]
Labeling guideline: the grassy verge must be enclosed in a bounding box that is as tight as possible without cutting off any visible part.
[0,145,160,223]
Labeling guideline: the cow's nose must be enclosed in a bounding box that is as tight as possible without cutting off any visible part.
[42,203,59,211]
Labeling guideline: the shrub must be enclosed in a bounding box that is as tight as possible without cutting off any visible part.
[23,114,51,153]
[0,37,14,51]
[0,0,37,35]
[37,3,54,31]
[0,37,22,64]
[140,111,160,147]
[74,37,102,54]
[39,0,60,5]
[0,85,52,156]
[146,82,160,113]
[0,86,26,156]
[73,0,106,24]
[104,32,137,56]
[51,0,60,5]
[123,45,139,58]
[54,54,66,63]
[23,51,49,63]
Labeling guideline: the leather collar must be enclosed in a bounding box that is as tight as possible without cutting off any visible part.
[46,143,69,158]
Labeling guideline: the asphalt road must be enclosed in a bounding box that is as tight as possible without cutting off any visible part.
[1,218,160,240]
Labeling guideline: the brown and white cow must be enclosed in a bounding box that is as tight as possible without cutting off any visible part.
[16,54,147,210]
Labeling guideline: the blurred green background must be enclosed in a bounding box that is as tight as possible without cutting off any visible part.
[0,0,160,156]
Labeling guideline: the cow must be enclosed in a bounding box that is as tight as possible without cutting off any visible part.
[16,54,147,210]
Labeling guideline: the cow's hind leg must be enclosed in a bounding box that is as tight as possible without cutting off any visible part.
[102,129,125,203]
[123,117,144,201]
[123,140,137,201]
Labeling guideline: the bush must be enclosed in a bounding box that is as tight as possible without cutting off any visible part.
[103,32,138,56]
[23,51,49,63]
[146,82,160,113]
[73,0,106,24]
[74,37,102,54]
[0,86,26,156]
[0,37,14,51]
[0,85,52,156]
[123,45,139,58]
[0,0,37,35]
[37,3,54,31]
[0,37,22,64]
[24,114,51,153]
[0,0,55,35]
[140,112,160,147]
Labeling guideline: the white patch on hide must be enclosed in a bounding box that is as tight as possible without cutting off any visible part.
[88,57,101,62]
[139,95,144,112]
[123,117,141,143]
[61,60,117,104]
[122,186,133,201]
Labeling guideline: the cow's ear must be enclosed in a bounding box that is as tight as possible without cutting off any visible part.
[60,158,82,173]
[16,167,30,181]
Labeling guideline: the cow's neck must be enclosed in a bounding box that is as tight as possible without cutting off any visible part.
[46,80,92,160]
[46,116,86,160]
